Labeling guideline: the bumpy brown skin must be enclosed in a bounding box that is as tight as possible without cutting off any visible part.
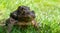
[5,6,38,33]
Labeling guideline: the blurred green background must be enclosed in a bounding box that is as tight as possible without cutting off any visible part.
[0,0,60,33]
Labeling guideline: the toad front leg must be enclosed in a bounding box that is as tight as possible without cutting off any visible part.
[31,20,39,28]
[6,18,17,33]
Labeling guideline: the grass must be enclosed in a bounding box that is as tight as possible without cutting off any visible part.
[0,0,60,33]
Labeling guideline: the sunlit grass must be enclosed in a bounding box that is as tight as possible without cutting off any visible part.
[0,0,60,33]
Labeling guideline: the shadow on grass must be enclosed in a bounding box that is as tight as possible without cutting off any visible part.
[0,25,41,33]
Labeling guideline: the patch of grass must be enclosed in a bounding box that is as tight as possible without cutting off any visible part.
[0,0,60,33]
